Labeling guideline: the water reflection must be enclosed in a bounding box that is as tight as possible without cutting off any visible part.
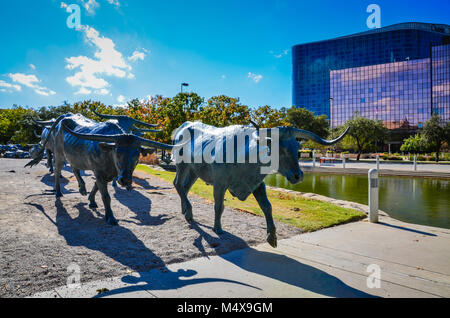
[265,173,450,229]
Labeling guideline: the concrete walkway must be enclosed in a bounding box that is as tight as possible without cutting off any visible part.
[31,214,450,298]
[300,160,450,178]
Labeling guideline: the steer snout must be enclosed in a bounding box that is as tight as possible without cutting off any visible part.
[288,170,303,184]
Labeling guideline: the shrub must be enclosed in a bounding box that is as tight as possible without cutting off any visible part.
[138,153,159,165]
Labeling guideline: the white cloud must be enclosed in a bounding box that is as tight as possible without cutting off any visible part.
[80,0,100,14]
[65,25,133,95]
[248,72,263,83]
[96,88,110,95]
[128,50,147,62]
[0,80,21,93]
[74,87,92,95]
[29,64,36,70]
[270,49,289,59]
[106,0,120,7]
[117,94,126,103]
[8,73,55,96]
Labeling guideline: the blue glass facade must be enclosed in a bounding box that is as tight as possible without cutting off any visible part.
[292,23,450,119]
[433,44,450,122]
[330,58,431,129]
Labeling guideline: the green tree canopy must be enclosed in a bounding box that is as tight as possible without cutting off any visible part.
[400,134,430,154]
[423,114,447,162]
[285,107,329,138]
[343,116,388,160]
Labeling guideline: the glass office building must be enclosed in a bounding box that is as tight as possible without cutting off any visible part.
[292,22,450,121]
[433,44,450,122]
[330,43,450,129]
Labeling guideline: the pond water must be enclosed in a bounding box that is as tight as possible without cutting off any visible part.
[264,173,450,229]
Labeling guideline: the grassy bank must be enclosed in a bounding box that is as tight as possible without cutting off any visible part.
[136,165,366,232]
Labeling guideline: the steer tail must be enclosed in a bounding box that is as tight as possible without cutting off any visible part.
[25,115,64,168]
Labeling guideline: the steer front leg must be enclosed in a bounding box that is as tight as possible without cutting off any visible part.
[73,168,87,196]
[47,150,54,173]
[253,182,277,248]
[88,183,98,208]
[213,185,226,234]
[96,179,117,225]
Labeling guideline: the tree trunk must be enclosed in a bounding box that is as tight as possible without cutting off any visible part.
[357,151,361,161]
[436,147,440,163]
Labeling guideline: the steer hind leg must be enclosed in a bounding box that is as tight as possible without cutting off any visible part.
[174,165,195,222]
[96,180,117,225]
[53,156,64,198]
[212,185,227,234]
[73,168,87,196]
[47,150,54,173]
[88,183,98,208]
[253,182,277,248]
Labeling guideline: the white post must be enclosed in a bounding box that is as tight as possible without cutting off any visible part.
[368,168,379,223]
[312,150,315,168]
[413,154,417,171]
[376,154,380,171]
[342,155,346,169]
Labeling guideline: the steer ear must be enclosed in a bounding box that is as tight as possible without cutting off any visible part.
[140,147,155,157]
[98,142,116,151]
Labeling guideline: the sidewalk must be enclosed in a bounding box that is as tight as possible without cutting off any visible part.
[31,214,450,298]
[300,160,450,178]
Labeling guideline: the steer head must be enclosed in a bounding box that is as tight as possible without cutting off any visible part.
[275,126,349,185]
[62,122,172,190]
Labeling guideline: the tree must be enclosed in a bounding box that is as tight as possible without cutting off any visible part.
[285,107,329,138]
[400,134,430,154]
[195,95,250,127]
[423,114,446,162]
[250,105,286,128]
[344,116,388,161]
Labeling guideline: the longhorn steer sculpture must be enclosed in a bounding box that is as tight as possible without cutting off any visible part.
[172,121,349,247]
[31,118,57,173]
[93,110,161,187]
[26,113,173,225]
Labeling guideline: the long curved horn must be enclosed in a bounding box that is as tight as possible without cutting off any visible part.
[291,126,350,145]
[32,118,56,126]
[34,130,41,138]
[93,110,159,128]
[136,136,173,151]
[61,121,120,143]
[132,127,162,134]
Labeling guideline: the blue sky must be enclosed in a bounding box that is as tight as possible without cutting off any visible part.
[0,0,449,110]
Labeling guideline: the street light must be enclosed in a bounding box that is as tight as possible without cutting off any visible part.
[329,97,335,154]
[181,82,189,93]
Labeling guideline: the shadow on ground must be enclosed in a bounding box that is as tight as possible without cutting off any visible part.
[113,186,172,226]
[28,167,377,298]
[94,221,377,298]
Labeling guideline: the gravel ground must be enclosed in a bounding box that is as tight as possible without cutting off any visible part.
[0,159,301,297]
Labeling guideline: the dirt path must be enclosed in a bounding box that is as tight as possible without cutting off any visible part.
[0,159,301,297]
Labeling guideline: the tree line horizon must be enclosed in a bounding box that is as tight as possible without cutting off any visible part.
[1,92,449,161]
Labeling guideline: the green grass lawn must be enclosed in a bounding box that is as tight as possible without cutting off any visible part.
[136,165,366,232]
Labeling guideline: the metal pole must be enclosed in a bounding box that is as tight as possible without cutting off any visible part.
[376,154,380,171]
[414,154,417,171]
[342,155,346,169]
[368,168,379,223]
[312,150,316,168]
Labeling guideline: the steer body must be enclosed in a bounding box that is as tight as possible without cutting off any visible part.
[172,121,348,247]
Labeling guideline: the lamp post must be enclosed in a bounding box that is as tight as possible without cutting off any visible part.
[181,82,189,93]
[329,97,334,154]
